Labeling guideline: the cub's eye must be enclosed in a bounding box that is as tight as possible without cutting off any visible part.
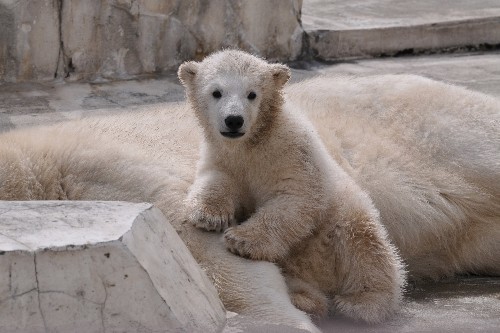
[212,90,222,98]
[248,92,257,100]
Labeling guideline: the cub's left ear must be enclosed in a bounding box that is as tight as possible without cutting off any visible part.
[270,63,291,88]
[178,61,199,88]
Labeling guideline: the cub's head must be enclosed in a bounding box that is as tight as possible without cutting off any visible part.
[178,50,290,143]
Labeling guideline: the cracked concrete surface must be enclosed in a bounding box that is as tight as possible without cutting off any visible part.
[0,0,303,82]
[0,201,226,333]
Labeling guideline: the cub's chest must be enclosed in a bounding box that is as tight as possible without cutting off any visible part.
[229,161,315,207]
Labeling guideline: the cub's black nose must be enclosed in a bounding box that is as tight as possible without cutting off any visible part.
[225,115,244,131]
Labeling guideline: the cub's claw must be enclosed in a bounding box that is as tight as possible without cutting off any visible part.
[224,227,284,261]
[188,205,234,232]
[224,227,251,257]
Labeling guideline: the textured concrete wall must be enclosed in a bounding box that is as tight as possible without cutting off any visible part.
[0,0,303,82]
[0,0,61,82]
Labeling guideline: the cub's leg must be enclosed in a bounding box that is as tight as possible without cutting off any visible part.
[186,170,241,232]
[328,205,405,323]
[224,194,320,261]
[283,207,404,323]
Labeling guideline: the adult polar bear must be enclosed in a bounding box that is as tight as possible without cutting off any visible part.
[1,50,499,331]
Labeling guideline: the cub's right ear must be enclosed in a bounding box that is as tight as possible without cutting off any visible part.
[270,63,291,88]
[178,61,199,87]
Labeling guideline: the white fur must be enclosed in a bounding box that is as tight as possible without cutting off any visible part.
[180,51,404,323]
[288,74,500,279]
[1,51,499,331]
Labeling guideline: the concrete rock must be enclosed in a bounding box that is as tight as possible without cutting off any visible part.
[0,0,61,81]
[0,0,303,82]
[60,0,303,81]
[0,201,226,333]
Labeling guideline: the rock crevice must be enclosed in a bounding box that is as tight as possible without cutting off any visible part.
[34,254,48,332]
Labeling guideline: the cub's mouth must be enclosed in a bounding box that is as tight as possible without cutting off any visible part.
[221,132,245,138]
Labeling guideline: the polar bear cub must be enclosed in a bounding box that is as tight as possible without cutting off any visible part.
[179,50,404,322]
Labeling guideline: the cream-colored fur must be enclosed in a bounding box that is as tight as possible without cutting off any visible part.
[0,106,320,333]
[288,74,500,280]
[179,51,404,323]
[0,50,499,331]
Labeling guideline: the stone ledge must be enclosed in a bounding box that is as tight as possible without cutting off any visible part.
[307,17,500,60]
[0,201,226,333]
[302,0,500,60]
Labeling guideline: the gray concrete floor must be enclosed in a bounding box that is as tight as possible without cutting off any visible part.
[1,52,499,332]
[291,51,500,97]
[1,52,500,134]
[318,277,500,332]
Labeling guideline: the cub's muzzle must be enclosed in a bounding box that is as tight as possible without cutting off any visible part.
[221,115,245,138]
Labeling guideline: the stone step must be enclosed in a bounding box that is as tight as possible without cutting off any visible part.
[302,0,500,59]
[0,201,226,333]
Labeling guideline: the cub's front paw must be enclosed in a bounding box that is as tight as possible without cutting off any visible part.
[224,227,252,258]
[224,227,284,261]
[188,202,235,232]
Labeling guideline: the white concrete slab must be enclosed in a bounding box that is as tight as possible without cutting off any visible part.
[0,201,226,333]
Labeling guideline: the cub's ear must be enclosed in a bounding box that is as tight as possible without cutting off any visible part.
[178,61,199,87]
[270,63,291,88]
